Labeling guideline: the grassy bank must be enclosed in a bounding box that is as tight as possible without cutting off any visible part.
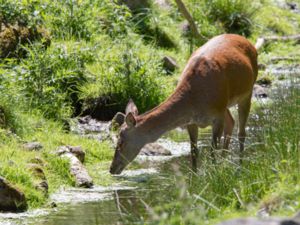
[0,0,300,211]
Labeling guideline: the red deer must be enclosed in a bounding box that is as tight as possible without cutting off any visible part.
[110,34,258,174]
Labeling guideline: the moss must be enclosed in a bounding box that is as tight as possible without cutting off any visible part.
[0,24,51,58]
[0,26,18,57]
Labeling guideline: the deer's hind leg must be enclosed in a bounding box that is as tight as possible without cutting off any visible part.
[187,124,199,171]
[238,95,252,162]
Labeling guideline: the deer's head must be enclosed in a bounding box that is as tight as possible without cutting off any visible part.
[110,100,144,175]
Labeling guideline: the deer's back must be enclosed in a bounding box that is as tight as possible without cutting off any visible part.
[179,34,258,113]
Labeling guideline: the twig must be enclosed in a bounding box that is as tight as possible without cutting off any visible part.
[233,188,245,208]
[193,194,221,212]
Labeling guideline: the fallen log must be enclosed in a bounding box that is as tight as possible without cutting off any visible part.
[255,34,300,50]
[269,56,300,63]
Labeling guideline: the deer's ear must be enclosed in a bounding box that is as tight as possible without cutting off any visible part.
[125,99,138,116]
[125,112,136,128]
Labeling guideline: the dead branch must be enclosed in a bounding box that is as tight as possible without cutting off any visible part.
[173,0,205,41]
[255,34,300,50]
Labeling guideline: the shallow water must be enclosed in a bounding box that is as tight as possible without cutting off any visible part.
[29,156,194,225]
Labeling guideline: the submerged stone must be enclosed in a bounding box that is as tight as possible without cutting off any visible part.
[140,143,172,156]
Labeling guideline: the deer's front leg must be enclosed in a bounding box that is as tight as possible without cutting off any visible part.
[223,109,235,151]
[211,118,224,161]
[187,124,199,171]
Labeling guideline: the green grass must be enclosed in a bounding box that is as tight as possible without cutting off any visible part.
[148,83,300,225]
[0,0,300,213]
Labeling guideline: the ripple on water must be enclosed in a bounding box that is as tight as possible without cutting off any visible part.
[0,209,49,225]
[50,185,136,204]
[116,168,159,177]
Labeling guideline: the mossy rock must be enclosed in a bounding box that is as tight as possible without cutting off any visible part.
[0,176,28,212]
[0,24,51,58]
[0,26,18,57]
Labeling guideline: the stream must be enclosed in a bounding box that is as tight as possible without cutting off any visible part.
[0,66,299,225]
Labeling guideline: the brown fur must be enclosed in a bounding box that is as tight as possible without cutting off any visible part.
[110,34,258,174]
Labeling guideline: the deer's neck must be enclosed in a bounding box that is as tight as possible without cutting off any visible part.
[136,85,192,143]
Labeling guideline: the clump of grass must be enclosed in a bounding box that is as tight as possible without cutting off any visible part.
[46,0,98,40]
[10,42,95,121]
[81,37,172,118]
[99,0,132,38]
[203,0,256,37]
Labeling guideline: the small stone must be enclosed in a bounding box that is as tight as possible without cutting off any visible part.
[78,115,92,124]
[287,2,297,10]
[64,153,93,188]
[111,112,125,128]
[140,143,172,156]
[258,63,266,70]
[56,146,86,163]
[256,77,272,86]
[0,176,27,212]
[23,142,43,151]
[68,146,86,163]
[57,146,93,188]
[253,84,268,98]
[162,56,178,74]
[50,201,57,208]
[118,0,151,11]
[29,157,45,166]
[56,146,70,155]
